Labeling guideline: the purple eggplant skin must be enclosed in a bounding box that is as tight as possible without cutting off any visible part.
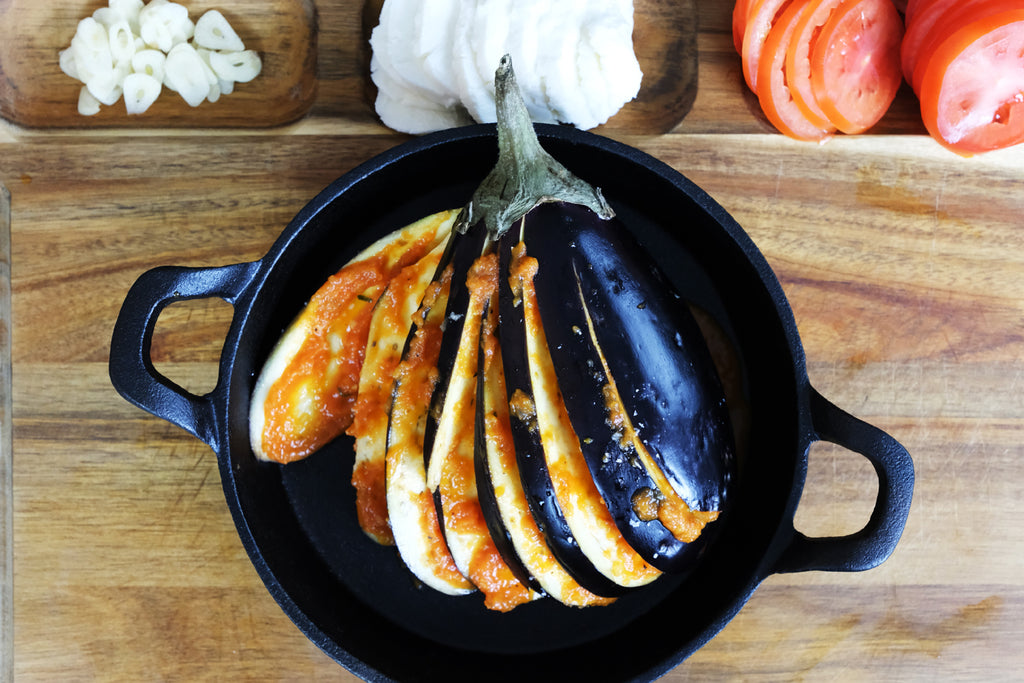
[494,227,628,599]
[525,202,735,573]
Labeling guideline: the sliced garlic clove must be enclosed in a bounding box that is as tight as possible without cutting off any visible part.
[139,13,173,52]
[78,85,102,115]
[108,19,137,64]
[194,48,223,86]
[206,80,222,104]
[208,50,261,84]
[59,48,80,81]
[131,48,166,82]
[122,72,162,114]
[71,17,113,84]
[164,43,210,106]
[92,7,118,27]
[193,10,245,52]
[109,0,144,33]
[86,63,127,106]
[139,1,193,52]
[218,77,234,95]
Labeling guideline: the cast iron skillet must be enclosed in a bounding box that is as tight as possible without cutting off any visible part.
[109,124,914,682]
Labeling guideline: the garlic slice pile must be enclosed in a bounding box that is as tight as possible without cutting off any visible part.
[60,0,262,116]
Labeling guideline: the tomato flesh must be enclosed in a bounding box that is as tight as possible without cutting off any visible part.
[786,0,847,129]
[909,0,1019,94]
[759,0,835,139]
[919,11,1024,154]
[810,0,905,134]
[733,0,754,54]
[742,0,795,93]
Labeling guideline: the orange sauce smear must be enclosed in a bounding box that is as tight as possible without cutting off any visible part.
[348,247,444,546]
[351,459,390,544]
[480,290,613,608]
[387,266,472,592]
[434,252,534,611]
[259,217,450,464]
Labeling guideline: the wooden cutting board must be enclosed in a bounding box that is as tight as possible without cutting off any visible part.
[3,1,1024,681]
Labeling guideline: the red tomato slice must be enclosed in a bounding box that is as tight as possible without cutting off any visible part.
[901,0,960,85]
[758,0,835,139]
[734,0,754,54]
[905,0,927,23]
[742,0,795,93]
[909,0,1017,94]
[809,0,905,134]
[785,0,847,129]
[902,0,1008,91]
[919,9,1024,154]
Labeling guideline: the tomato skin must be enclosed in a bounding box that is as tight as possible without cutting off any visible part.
[733,0,754,54]
[918,10,1024,155]
[908,0,1019,94]
[758,0,835,139]
[785,0,847,129]
[901,0,1014,92]
[742,0,794,93]
[809,0,905,135]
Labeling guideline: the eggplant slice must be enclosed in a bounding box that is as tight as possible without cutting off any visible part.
[423,232,539,611]
[475,294,616,607]
[250,209,457,464]
[250,56,735,609]
[385,244,474,596]
[348,239,448,545]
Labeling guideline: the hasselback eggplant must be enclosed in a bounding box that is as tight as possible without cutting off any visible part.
[249,55,734,611]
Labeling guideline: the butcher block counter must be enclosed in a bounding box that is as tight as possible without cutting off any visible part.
[1,0,1023,680]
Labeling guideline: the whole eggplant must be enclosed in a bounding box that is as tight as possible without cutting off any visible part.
[250,55,735,610]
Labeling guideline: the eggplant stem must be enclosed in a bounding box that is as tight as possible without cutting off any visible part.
[457,54,614,238]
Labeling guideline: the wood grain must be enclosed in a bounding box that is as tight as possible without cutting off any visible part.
[2,1,1024,681]
[0,0,317,128]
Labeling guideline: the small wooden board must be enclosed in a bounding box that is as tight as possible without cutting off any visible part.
[0,0,318,129]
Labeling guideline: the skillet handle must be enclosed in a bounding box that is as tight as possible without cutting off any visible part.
[109,261,260,449]
[773,386,915,574]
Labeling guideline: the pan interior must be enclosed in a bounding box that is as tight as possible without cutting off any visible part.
[221,128,805,681]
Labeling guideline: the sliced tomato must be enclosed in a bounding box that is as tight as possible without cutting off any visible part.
[901,0,1010,91]
[758,0,835,139]
[904,0,928,23]
[785,0,847,129]
[733,0,754,54]
[919,9,1024,154]
[742,0,795,93]
[909,0,1018,94]
[901,0,961,85]
[809,0,905,134]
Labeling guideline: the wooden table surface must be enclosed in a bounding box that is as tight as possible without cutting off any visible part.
[3,1,1024,680]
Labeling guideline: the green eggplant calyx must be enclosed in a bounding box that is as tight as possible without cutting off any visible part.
[456,54,614,239]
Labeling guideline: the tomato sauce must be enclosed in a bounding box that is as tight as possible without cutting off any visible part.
[351,459,392,545]
[348,244,444,546]
[431,252,536,610]
[256,210,455,464]
[386,263,474,594]
[479,288,613,607]
[510,241,660,588]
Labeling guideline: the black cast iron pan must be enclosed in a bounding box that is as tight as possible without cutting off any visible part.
[109,124,914,682]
